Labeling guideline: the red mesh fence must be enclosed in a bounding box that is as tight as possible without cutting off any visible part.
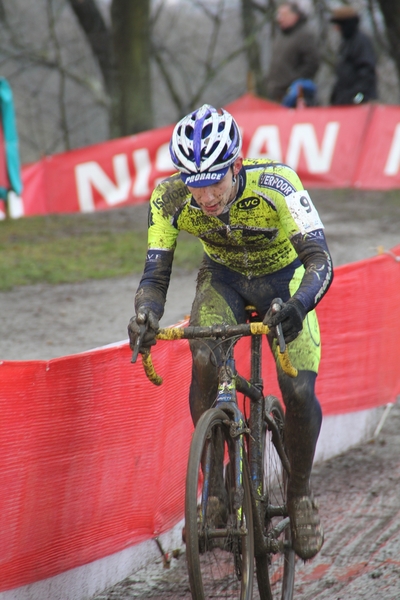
[0,246,399,590]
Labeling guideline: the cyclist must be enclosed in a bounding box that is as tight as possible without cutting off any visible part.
[128,104,333,561]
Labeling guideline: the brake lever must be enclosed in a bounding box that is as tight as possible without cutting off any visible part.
[271,299,286,354]
[131,323,147,363]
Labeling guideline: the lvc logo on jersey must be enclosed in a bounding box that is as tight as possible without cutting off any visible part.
[237,197,260,210]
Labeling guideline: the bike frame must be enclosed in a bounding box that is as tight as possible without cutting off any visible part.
[209,325,291,558]
[210,358,250,532]
[133,310,295,577]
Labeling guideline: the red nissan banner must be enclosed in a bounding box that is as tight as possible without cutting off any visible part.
[18,96,400,217]
[229,104,373,189]
[353,104,400,189]
[20,159,47,215]
[21,124,174,216]
[224,93,284,112]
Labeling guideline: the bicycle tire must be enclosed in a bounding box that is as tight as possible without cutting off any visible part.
[255,396,295,600]
[185,408,254,600]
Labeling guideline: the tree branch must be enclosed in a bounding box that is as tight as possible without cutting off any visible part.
[67,0,115,95]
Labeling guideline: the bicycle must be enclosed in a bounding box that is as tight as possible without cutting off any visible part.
[131,300,298,600]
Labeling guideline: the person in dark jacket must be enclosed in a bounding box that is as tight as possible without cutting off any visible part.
[266,0,320,107]
[330,6,378,105]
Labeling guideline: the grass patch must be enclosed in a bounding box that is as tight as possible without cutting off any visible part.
[0,211,203,291]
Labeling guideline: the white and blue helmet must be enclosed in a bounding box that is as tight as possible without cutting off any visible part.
[169,104,242,187]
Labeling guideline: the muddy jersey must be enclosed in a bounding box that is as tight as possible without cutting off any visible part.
[135,159,333,319]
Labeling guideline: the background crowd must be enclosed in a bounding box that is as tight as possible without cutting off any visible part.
[266,1,378,108]
[0,0,393,165]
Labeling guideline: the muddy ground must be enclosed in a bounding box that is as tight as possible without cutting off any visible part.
[93,399,400,600]
[1,189,400,599]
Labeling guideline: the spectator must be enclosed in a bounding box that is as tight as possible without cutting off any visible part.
[266,0,320,107]
[330,6,378,105]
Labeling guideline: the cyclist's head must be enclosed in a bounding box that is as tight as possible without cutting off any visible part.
[169,104,242,188]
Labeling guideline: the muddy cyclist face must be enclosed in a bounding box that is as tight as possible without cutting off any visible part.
[187,157,243,217]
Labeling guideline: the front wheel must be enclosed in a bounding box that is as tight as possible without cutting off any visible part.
[256,396,295,600]
[185,408,254,600]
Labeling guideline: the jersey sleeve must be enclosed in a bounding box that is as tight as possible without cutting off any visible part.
[291,231,333,312]
[147,180,180,252]
[134,182,180,319]
[272,166,333,311]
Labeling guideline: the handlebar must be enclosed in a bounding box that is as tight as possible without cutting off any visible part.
[133,320,298,385]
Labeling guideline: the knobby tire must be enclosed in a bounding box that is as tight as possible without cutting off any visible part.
[255,396,295,600]
[185,408,254,600]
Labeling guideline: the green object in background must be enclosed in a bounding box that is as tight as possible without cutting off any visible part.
[0,77,22,200]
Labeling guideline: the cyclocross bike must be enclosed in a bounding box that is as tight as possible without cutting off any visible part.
[132,299,297,600]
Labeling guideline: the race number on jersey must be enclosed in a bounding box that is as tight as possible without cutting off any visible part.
[285,190,324,234]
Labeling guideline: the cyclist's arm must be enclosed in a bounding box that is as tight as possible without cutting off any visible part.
[134,182,180,320]
[134,248,174,320]
[273,171,333,313]
[290,230,333,312]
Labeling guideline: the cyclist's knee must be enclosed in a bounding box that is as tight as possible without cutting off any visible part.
[189,341,219,425]
[190,340,215,368]
[279,370,319,414]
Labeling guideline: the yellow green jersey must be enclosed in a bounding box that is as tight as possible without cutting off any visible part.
[135,159,333,320]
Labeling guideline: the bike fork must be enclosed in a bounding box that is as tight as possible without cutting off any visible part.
[248,333,268,554]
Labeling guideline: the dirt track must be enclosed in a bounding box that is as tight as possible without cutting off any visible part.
[93,398,400,599]
[1,190,399,598]
[0,189,399,362]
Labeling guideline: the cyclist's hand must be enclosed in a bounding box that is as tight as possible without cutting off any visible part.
[263,298,306,344]
[128,308,159,354]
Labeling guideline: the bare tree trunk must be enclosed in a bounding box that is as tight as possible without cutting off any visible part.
[67,0,117,133]
[68,0,115,94]
[111,0,153,136]
[375,0,400,90]
[47,0,70,150]
[67,0,153,137]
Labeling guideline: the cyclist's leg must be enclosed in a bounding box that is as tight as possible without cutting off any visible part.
[267,263,323,499]
[278,370,321,499]
[188,259,247,425]
[244,262,323,494]
[270,311,324,560]
[240,261,324,559]
[188,260,248,513]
